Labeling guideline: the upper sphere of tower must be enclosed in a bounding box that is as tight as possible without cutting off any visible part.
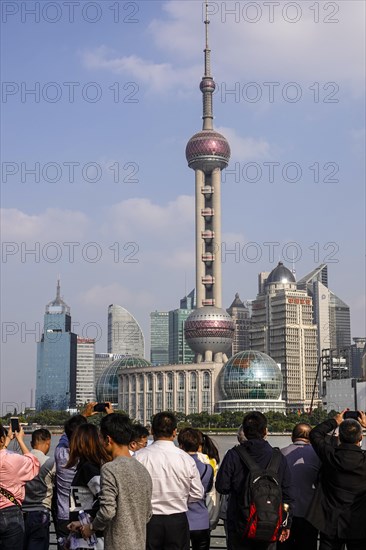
[200,77,216,93]
[186,130,231,172]
[184,306,235,355]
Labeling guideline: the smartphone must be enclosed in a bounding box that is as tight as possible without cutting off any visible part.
[93,403,108,413]
[10,417,20,432]
[343,411,360,421]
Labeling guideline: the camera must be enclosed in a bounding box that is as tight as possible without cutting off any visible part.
[10,417,20,432]
[93,403,108,413]
[343,411,360,421]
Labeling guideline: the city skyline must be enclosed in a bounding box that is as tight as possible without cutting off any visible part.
[1,1,365,410]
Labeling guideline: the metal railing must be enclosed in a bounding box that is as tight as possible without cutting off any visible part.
[49,521,229,549]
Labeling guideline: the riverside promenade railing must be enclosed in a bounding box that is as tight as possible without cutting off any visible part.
[49,521,229,548]
[49,521,323,549]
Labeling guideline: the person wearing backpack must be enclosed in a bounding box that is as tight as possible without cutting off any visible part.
[216,411,294,550]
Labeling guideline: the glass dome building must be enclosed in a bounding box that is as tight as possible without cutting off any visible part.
[96,356,151,406]
[216,350,285,413]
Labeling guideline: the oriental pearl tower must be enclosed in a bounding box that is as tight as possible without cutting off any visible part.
[184,3,234,364]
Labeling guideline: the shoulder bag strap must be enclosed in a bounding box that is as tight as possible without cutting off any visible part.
[0,486,21,508]
[267,447,282,474]
[200,464,208,481]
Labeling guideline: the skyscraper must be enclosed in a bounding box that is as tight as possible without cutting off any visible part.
[250,263,318,411]
[94,353,115,386]
[298,265,331,361]
[76,337,95,405]
[169,291,196,365]
[107,304,144,358]
[329,292,351,351]
[36,280,77,410]
[150,311,169,366]
[350,337,366,379]
[226,293,251,356]
[184,4,235,363]
[298,263,351,353]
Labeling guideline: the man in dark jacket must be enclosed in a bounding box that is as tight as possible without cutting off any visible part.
[216,411,294,550]
[307,410,366,550]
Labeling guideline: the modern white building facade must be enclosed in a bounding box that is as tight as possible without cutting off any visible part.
[107,304,144,358]
[118,362,220,424]
[76,337,96,405]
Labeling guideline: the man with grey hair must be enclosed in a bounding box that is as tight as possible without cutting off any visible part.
[307,410,366,550]
[280,423,321,550]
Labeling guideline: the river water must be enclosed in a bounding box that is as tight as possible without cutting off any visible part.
[13,432,366,456]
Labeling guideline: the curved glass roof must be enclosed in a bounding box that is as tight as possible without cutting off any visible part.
[219,350,283,401]
[95,356,151,404]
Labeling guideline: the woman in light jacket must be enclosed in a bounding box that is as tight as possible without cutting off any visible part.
[0,423,40,549]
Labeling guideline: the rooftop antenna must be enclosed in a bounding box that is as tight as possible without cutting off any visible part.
[56,275,61,299]
[291,252,296,278]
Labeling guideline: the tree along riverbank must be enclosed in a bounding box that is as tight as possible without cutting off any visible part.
[1,407,339,433]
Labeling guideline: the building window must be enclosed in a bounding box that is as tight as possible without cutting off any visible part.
[190,372,197,390]
[202,392,211,411]
[203,372,210,390]
[177,392,185,412]
[156,392,162,412]
[178,373,185,390]
[167,373,173,391]
[157,374,163,391]
[189,392,197,414]
[147,374,152,391]
[166,392,173,410]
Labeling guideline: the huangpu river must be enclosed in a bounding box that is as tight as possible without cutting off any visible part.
[14,432,366,456]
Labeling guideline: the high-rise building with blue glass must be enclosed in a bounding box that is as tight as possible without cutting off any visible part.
[169,290,196,365]
[35,281,77,410]
[150,311,169,366]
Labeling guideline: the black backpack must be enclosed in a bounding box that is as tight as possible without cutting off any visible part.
[235,446,283,542]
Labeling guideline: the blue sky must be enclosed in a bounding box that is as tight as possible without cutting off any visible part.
[1,1,365,411]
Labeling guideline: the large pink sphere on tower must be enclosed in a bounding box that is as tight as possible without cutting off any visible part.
[186,130,231,172]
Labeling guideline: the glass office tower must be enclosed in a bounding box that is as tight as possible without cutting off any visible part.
[36,281,77,410]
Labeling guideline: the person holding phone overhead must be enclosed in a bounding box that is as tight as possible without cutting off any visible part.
[0,422,40,549]
[54,402,113,547]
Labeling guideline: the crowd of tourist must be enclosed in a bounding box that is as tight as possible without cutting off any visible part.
[0,405,365,550]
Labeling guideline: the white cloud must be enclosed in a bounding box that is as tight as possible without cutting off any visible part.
[81,46,199,94]
[0,208,89,241]
[107,195,194,240]
[217,126,271,161]
[83,2,364,97]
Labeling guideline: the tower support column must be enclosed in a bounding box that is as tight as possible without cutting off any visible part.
[195,169,205,308]
[211,167,222,308]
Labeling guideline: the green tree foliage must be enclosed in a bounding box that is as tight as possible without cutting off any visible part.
[27,410,71,426]
[172,408,335,431]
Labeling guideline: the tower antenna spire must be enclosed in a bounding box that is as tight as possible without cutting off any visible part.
[56,276,61,300]
[204,1,211,77]
[200,1,215,130]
